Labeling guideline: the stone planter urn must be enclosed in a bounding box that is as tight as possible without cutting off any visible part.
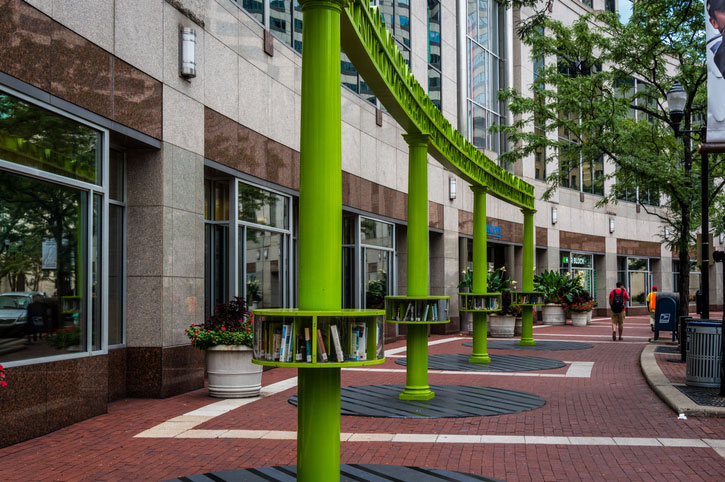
[489,314,516,337]
[586,310,593,325]
[541,304,566,325]
[206,345,262,398]
[514,316,522,336]
[571,311,588,327]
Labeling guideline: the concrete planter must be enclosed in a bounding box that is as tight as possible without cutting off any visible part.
[489,314,516,337]
[206,345,262,398]
[542,304,566,325]
[586,310,593,325]
[571,311,588,327]
[514,316,522,336]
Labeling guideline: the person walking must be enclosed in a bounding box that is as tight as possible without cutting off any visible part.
[609,281,630,341]
[646,285,658,331]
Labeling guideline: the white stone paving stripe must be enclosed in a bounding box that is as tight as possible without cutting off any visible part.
[344,361,594,378]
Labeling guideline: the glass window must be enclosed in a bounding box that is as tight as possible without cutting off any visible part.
[108,203,124,346]
[241,0,264,24]
[0,92,102,184]
[427,0,442,111]
[244,228,286,308]
[360,217,394,248]
[238,183,289,229]
[0,170,89,362]
[269,0,292,46]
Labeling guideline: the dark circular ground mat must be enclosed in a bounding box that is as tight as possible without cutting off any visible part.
[654,346,680,354]
[396,353,566,372]
[164,464,505,481]
[289,384,546,418]
[462,340,592,351]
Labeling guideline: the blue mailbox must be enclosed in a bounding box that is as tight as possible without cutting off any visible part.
[654,292,678,341]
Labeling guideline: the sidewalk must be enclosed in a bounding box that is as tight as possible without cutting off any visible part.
[2,315,725,481]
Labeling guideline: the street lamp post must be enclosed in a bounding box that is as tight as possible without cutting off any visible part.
[667,81,709,320]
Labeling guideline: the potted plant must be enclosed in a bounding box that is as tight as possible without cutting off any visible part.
[186,297,262,398]
[587,300,598,324]
[0,363,6,388]
[487,267,517,337]
[533,270,583,325]
[567,290,594,326]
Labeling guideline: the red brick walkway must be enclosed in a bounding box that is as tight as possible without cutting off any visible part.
[2,315,725,481]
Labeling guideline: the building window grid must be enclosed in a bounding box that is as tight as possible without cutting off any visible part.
[428,0,442,111]
[466,1,505,155]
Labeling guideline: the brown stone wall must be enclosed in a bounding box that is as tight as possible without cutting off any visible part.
[0,0,162,139]
[617,239,661,257]
[457,211,547,246]
[536,227,548,247]
[458,210,473,236]
[560,231,606,253]
[0,355,109,448]
[126,345,205,399]
[429,202,443,230]
[107,348,127,402]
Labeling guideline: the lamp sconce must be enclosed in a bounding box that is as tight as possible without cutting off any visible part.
[551,206,558,225]
[720,232,724,245]
[179,26,197,79]
[609,218,615,233]
[665,227,670,238]
[264,249,269,259]
[449,177,457,200]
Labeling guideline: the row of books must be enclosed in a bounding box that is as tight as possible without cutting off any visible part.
[515,293,541,305]
[387,299,449,322]
[462,296,500,310]
[255,322,376,363]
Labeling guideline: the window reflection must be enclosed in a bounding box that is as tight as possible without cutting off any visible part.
[0,92,101,184]
[245,228,285,308]
[0,170,88,362]
[238,183,289,229]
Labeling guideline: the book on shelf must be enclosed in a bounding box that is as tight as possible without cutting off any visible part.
[279,324,289,362]
[432,303,438,320]
[357,322,367,360]
[296,334,305,362]
[423,304,430,322]
[437,299,448,320]
[330,325,344,362]
[404,302,413,321]
[304,327,312,362]
[376,321,384,359]
[316,328,328,362]
[272,328,282,361]
[261,323,268,360]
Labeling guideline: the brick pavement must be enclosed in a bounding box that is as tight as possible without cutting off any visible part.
[1,315,725,481]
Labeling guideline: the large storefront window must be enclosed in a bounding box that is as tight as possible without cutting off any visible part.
[0,89,118,365]
[617,256,652,306]
[342,214,396,309]
[560,251,596,300]
[672,259,700,303]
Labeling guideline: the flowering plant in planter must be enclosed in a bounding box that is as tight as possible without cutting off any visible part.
[0,363,6,388]
[186,297,253,350]
[567,290,594,312]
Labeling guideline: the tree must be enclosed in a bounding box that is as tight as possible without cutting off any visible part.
[498,0,722,320]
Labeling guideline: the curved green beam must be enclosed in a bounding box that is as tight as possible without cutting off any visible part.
[340,0,535,210]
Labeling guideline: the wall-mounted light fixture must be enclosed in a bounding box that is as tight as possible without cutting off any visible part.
[720,232,724,244]
[609,218,615,233]
[665,227,670,238]
[179,26,197,79]
[449,177,457,200]
[551,206,558,225]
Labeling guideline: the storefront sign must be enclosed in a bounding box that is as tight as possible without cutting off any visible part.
[486,221,501,238]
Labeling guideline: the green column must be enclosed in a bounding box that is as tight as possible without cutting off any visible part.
[297,1,344,480]
[470,187,490,363]
[400,133,434,401]
[519,208,536,346]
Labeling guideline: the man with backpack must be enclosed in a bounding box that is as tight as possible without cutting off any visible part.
[609,281,630,341]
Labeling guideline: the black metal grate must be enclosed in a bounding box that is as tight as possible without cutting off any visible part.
[654,346,680,354]
[462,340,592,351]
[165,464,505,481]
[289,384,546,418]
[675,385,725,407]
[396,353,566,372]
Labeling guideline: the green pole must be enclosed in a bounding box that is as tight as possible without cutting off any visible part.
[400,133,434,401]
[470,187,490,363]
[297,1,343,480]
[519,208,536,346]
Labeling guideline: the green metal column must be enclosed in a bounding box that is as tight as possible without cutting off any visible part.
[519,209,536,346]
[297,1,344,480]
[400,133,434,401]
[470,187,490,363]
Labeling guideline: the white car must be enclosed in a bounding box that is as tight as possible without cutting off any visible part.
[0,292,46,335]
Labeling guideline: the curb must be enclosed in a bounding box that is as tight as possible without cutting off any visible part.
[640,344,725,417]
